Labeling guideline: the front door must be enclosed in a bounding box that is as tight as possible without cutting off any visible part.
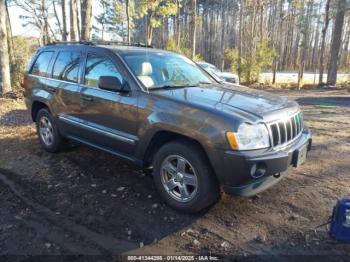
[77,52,139,158]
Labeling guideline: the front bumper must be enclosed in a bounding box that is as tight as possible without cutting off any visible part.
[213,127,312,197]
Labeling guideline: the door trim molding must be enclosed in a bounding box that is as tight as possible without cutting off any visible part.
[58,114,136,145]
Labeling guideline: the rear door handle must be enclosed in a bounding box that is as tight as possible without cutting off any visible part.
[81,94,94,102]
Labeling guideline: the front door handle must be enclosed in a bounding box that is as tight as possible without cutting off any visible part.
[46,86,56,93]
[81,95,94,102]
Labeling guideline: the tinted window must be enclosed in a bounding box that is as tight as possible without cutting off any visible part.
[84,54,123,88]
[52,51,81,83]
[30,51,54,77]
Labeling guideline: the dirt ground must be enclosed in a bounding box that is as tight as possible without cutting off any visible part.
[0,89,350,260]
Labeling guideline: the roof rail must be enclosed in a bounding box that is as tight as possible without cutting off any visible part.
[47,41,94,46]
[46,40,153,48]
[93,40,154,48]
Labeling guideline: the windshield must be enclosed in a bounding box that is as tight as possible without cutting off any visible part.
[120,52,215,89]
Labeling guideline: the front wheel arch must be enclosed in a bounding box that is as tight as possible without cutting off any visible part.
[143,131,216,175]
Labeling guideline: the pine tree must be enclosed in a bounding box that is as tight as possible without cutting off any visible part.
[189,0,197,59]
[319,0,331,85]
[0,0,11,95]
[327,0,347,86]
[81,0,93,41]
[70,0,79,41]
[61,0,68,40]
[137,0,177,46]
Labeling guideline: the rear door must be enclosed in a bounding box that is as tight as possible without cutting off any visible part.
[48,49,84,137]
[76,51,139,157]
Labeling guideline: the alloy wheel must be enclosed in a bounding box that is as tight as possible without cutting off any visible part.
[160,155,198,202]
[39,116,54,146]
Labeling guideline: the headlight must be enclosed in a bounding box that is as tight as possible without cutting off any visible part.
[226,123,270,150]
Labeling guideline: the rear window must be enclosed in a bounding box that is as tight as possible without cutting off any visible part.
[52,51,81,83]
[30,51,54,77]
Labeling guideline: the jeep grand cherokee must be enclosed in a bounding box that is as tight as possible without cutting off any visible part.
[23,42,312,213]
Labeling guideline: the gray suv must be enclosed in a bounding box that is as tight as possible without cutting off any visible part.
[23,42,312,213]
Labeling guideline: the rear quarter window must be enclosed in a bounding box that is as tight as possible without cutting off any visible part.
[30,51,54,77]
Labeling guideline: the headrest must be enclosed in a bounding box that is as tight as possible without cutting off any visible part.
[137,62,152,76]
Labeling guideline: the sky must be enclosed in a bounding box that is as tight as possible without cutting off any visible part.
[8,1,103,38]
[8,5,39,37]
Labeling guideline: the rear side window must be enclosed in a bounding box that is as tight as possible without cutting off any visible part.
[84,53,123,88]
[30,51,54,77]
[52,51,81,83]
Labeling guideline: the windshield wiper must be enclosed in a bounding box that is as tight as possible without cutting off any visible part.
[195,81,212,85]
[149,81,212,90]
[150,84,197,90]
[150,82,212,91]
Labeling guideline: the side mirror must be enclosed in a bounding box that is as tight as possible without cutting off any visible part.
[98,76,128,93]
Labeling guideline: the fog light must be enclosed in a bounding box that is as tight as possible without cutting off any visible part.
[251,162,267,178]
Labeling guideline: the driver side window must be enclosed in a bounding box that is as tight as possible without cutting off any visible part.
[84,53,123,88]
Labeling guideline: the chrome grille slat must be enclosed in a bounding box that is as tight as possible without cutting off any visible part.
[292,116,297,138]
[288,118,293,140]
[295,115,300,134]
[278,122,286,144]
[300,113,304,130]
[268,112,304,148]
[270,124,278,146]
[283,121,288,142]
[276,123,281,145]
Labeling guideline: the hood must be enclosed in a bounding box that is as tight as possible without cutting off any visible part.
[152,84,299,122]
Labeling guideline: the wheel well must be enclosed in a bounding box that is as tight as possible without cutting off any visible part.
[144,131,212,170]
[31,101,49,121]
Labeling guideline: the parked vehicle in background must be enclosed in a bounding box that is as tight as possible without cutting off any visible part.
[197,61,239,84]
[23,42,312,213]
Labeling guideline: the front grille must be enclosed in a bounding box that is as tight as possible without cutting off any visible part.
[268,112,304,147]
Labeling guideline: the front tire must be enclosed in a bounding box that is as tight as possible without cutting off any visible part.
[35,108,66,153]
[153,140,220,213]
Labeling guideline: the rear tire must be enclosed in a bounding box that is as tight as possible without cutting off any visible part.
[35,108,66,153]
[153,140,220,213]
